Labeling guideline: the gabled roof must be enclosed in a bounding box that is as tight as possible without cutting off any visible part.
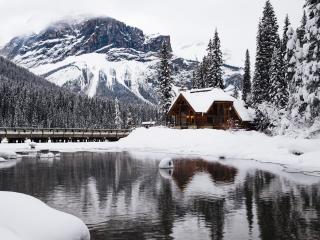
[169,88,253,122]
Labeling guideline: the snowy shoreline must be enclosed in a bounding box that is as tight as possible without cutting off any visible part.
[1,127,320,174]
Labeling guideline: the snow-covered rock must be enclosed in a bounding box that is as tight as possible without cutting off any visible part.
[159,157,174,169]
[29,141,37,149]
[0,191,90,240]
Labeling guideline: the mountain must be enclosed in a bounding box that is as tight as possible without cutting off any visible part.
[0,56,157,128]
[1,16,242,103]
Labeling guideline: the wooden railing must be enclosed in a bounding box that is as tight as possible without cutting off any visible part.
[0,127,132,142]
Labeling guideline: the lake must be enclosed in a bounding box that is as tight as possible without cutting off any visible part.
[0,151,320,240]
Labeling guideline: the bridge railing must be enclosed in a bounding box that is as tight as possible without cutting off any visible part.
[0,127,132,141]
[0,127,132,132]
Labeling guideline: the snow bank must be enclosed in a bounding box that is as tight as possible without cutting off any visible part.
[0,192,90,240]
[117,127,320,173]
[0,127,319,174]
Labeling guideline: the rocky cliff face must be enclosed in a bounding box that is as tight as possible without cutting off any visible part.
[1,16,241,104]
[1,17,171,68]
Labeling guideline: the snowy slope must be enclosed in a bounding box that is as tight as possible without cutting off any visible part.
[33,52,157,101]
[1,16,243,103]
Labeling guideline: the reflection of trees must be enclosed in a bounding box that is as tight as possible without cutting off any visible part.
[1,154,320,240]
[244,174,254,233]
[252,171,320,240]
[193,198,225,240]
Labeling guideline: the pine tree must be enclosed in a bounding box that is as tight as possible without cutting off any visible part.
[281,16,290,53]
[233,86,239,99]
[206,39,215,87]
[269,46,288,108]
[287,0,320,132]
[212,30,224,88]
[252,0,279,105]
[297,10,307,45]
[157,42,173,122]
[125,110,134,129]
[285,27,298,88]
[281,15,291,58]
[201,56,209,88]
[242,49,251,104]
[114,97,122,129]
[191,69,198,89]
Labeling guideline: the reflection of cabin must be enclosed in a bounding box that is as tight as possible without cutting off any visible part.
[172,159,238,190]
[168,88,253,129]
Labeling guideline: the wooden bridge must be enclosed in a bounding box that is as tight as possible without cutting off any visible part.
[0,127,132,143]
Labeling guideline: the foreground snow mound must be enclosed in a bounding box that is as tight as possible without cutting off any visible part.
[0,151,18,160]
[0,192,90,240]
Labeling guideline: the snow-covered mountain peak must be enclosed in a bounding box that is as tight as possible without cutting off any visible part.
[0,16,243,104]
[1,16,171,68]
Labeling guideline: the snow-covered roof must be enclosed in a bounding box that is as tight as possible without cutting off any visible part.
[169,88,253,122]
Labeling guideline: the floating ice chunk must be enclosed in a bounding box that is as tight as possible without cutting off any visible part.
[159,157,174,169]
[0,157,6,162]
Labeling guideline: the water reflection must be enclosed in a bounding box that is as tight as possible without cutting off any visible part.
[0,152,320,240]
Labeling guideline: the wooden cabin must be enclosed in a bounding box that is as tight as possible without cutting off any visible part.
[168,88,253,129]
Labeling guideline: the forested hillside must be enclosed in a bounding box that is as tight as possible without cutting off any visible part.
[242,0,320,138]
[0,56,158,129]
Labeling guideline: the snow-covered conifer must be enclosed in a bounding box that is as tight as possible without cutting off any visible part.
[283,0,320,136]
[252,0,279,105]
[211,30,224,89]
[281,15,291,57]
[242,50,251,104]
[157,42,174,122]
[269,46,288,108]
[114,97,122,129]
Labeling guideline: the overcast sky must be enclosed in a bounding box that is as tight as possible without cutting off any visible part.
[0,0,305,66]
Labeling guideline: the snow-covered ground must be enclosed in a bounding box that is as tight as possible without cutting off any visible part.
[0,192,90,240]
[1,127,320,175]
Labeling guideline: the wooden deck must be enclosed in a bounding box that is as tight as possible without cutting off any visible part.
[0,127,132,143]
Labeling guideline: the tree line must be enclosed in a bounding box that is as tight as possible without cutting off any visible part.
[156,0,320,136]
[246,0,319,135]
[0,56,159,129]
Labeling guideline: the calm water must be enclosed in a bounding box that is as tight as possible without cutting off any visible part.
[1,152,320,240]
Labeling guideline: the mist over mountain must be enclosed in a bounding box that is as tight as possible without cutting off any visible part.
[1,16,243,103]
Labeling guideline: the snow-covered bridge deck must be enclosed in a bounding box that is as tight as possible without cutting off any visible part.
[0,127,131,143]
